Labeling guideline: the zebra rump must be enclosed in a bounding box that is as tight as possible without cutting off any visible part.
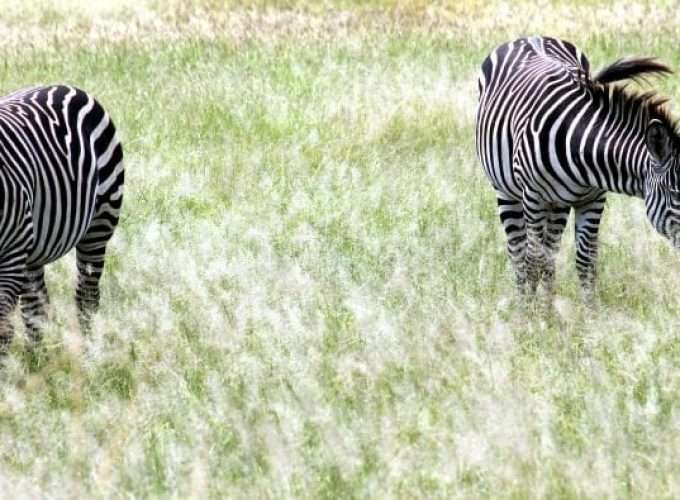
[0,85,124,350]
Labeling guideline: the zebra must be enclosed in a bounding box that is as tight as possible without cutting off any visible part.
[476,36,678,299]
[0,85,123,351]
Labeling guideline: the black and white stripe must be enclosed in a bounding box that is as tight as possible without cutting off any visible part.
[0,85,123,349]
[476,36,677,297]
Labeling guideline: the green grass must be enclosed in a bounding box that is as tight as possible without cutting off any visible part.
[2,0,680,497]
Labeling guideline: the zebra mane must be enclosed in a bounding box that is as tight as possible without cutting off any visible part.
[592,57,672,85]
[589,57,678,136]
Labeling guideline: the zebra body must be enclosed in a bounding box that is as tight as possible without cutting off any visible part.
[0,85,123,349]
[476,36,678,296]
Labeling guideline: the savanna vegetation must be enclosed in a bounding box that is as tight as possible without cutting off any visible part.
[1,0,680,497]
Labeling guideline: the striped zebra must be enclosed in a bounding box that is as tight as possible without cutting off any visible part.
[476,36,676,298]
[0,85,123,351]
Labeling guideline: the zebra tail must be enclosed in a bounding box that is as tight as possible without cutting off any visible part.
[592,57,672,85]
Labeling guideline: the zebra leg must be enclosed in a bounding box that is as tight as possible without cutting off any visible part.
[574,193,606,299]
[20,266,49,344]
[522,191,550,295]
[75,243,105,334]
[542,205,571,294]
[75,236,112,334]
[0,291,21,354]
[497,193,527,293]
[0,252,30,353]
[75,212,120,334]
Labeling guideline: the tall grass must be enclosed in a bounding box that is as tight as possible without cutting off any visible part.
[1,0,680,497]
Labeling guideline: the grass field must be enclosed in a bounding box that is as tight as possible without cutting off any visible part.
[3,0,680,497]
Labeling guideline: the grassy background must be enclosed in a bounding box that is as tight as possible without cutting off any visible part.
[1,0,680,497]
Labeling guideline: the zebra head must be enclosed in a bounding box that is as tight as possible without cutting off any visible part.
[644,118,680,246]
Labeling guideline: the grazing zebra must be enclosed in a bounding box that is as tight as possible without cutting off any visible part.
[476,36,677,298]
[0,85,123,351]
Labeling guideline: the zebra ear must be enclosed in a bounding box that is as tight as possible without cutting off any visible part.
[646,119,672,163]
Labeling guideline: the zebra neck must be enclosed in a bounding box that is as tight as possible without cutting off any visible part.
[571,94,648,199]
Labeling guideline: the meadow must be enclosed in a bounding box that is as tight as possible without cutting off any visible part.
[2,0,680,497]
